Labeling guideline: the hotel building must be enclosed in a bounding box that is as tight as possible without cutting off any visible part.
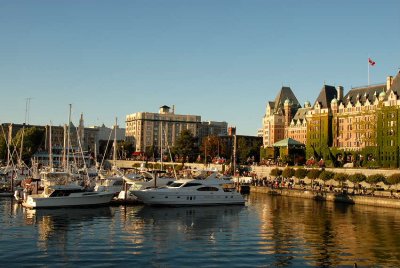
[125,105,201,153]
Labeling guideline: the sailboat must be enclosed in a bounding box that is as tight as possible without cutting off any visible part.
[94,118,125,196]
[22,105,114,209]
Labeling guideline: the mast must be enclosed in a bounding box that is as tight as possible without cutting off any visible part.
[94,142,98,169]
[160,122,163,170]
[113,117,117,168]
[49,123,53,169]
[62,124,67,169]
[19,97,31,168]
[18,125,25,167]
[6,124,12,168]
[66,104,72,173]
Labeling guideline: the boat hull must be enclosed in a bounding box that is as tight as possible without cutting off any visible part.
[133,190,245,206]
[22,192,115,209]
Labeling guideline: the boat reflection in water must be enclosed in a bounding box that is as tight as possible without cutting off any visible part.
[25,206,113,251]
[133,205,245,242]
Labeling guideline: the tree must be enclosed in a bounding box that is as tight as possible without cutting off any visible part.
[117,140,134,159]
[319,170,335,183]
[348,173,367,184]
[0,134,7,162]
[387,174,400,185]
[366,174,386,188]
[200,135,226,163]
[333,172,349,190]
[12,127,45,164]
[282,167,295,178]
[294,168,308,179]
[172,129,199,164]
[307,169,321,180]
[270,168,282,177]
[307,169,321,188]
[235,137,262,164]
[144,145,156,161]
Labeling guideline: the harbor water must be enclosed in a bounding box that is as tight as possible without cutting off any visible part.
[1,193,400,267]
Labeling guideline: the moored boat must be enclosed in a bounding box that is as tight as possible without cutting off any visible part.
[132,172,245,206]
[22,171,114,209]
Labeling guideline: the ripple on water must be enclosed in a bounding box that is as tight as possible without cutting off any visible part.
[2,196,400,267]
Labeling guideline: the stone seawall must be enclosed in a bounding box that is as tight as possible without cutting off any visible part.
[251,186,400,209]
[250,166,400,178]
[113,160,400,177]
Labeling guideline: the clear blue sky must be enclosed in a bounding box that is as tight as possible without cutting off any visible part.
[1,0,399,135]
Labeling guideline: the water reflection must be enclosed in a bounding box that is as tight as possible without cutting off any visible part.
[249,193,400,267]
[133,206,243,244]
[26,206,113,251]
[2,194,400,267]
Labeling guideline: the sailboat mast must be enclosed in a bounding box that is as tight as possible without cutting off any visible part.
[113,117,117,168]
[66,104,72,173]
[160,122,163,171]
[62,124,67,169]
[20,98,30,165]
[49,123,53,169]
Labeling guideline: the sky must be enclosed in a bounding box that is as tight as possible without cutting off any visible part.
[1,0,399,135]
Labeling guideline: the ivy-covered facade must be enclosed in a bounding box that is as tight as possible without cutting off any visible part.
[306,85,337,161]
[376,90,400,167]
[262,70,400,168]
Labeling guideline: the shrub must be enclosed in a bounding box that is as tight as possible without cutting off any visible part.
[307,169,321,180]
[366,174,386,185]
[387,173,400,185]
[295,168,308,179]
[333,173,349,183]
[348,173,367,183]
[282,167,295,178]
[270,168,282,177]
[319,170,335,181]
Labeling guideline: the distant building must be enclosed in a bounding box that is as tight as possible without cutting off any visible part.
[2,114,98,167]
[262,69,400,167]
[288,102,312,145]
[198,121,228,144]
[306,85,338,157]
[262,86,302,147]
[125,105,201,153]
[88,124,125,155]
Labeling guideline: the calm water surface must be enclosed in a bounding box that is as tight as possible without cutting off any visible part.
[1,194,400,267]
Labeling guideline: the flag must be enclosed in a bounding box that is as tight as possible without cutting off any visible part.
[368,57,376,66]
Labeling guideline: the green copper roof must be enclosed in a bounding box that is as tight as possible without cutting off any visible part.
[273,138,304,147]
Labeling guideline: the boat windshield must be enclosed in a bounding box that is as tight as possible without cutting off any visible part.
[168,182,184,187]
[183,183,203,187]
[48,188,84,197]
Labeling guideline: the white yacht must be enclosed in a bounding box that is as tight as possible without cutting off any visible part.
[22,171,114,209]
[132,173,245,206]
[94,174,124,196]
[117,171,175,201]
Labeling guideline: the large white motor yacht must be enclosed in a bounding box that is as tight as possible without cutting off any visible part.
[132,173,245,206]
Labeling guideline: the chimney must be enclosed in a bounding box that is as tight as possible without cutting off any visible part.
[172,105,175,114]
[387,76,393,90]
[336,86,344,101]
[228,126,236,136]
